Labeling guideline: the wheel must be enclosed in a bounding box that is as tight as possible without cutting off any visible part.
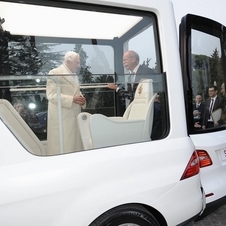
[90,204,160,226]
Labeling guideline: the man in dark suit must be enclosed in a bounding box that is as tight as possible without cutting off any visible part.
[202,85,224,129]
[220,82,226,123]
[108,50,162,139]
[193,94,205,128]
[108,50,154,102]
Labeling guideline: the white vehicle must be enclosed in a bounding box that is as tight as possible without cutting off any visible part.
[0,0,207,225]
[178,13,226,220]
[171,0,226,220]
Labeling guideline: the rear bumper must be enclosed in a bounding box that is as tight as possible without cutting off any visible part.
[195,194,226,221]
[176,186,205,226]
[176,212,201,226]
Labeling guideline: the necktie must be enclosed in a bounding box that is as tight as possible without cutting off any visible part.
[209,99,214,113]
[209,99,214,120]
[130,72,135,89]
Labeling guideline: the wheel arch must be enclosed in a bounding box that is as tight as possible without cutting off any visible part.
[142,203,167,226]
[89,202,167,226]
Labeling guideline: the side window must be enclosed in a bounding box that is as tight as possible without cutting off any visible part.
[0,1,168,155]
[191,30,225,130]
[180,14,226,133]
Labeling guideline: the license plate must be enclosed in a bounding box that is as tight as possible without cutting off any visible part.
[220,148,226,161]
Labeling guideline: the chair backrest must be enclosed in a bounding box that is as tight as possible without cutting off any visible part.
[123,79,153,120]
[0,99,46,155]
[77,79,155,150]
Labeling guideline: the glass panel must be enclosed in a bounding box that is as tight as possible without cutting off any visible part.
[0,1,167,155]
[129,25,160,73]
[10,77,47,140]
[191,29,225,130]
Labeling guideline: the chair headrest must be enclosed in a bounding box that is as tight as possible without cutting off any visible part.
[134,79,153,101]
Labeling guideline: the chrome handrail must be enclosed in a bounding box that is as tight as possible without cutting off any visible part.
[9,84,108,92]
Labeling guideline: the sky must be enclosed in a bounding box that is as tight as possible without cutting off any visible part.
[171,0,226,29]
[171,0,226,56]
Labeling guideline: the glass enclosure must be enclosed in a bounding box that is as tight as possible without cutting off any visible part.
[0,1,168,155]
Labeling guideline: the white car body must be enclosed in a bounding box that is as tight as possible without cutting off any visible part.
[0,123,203,225]
[0,0,206,225]
[191,132,226,204]
[171,0,226,218]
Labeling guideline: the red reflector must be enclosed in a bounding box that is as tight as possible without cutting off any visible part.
[196,150,213,168]
[180,151,200,180]
[205,193,214,198]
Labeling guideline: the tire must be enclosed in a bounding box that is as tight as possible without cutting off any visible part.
[90,204,160,226]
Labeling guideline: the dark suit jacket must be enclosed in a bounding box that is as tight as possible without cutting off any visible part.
[118,65,155,102]
[202,96,224,127]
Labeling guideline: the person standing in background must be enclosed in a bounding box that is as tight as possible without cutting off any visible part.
[202,85,223,129]
[193,94,205,128]
[220,82,226,123]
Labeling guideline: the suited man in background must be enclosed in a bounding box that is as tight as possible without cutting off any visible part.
[108,50,155,103]
[193,94,205,128]
[202,85,223,129]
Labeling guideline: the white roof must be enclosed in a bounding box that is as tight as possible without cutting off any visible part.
[0,1,142,39]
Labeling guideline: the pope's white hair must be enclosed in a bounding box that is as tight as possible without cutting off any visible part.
[64,51,79,63]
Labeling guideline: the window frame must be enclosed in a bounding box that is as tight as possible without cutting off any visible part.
[180,14,226,134]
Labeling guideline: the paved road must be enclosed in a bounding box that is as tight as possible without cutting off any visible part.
[188,204,226,226]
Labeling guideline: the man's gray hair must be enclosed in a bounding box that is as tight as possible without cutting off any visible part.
[64,51,79,63]
[128,50,140,63]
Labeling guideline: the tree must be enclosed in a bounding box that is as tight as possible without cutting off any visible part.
[73,44,93,84]
[0,34,63,111]
[192,48,224,100]
[209,48,223,86]
[6,36,63,76]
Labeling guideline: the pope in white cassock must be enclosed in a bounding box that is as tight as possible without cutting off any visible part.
[46,51,86,155]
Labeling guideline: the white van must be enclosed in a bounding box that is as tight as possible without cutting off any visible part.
[0,0,206,225]
[170,0,226,220]
[179,13,226,220]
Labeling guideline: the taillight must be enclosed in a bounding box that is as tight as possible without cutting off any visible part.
[180,151,200,180]
[196,150,213,168]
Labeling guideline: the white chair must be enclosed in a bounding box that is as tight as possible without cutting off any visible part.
[78,79,156,150]
[0,99,46,155]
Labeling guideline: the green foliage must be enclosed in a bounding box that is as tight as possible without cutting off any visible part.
[0,36,115,115]
[209,48,223,85]
[192,48,223,100]
[3,36,63,75]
